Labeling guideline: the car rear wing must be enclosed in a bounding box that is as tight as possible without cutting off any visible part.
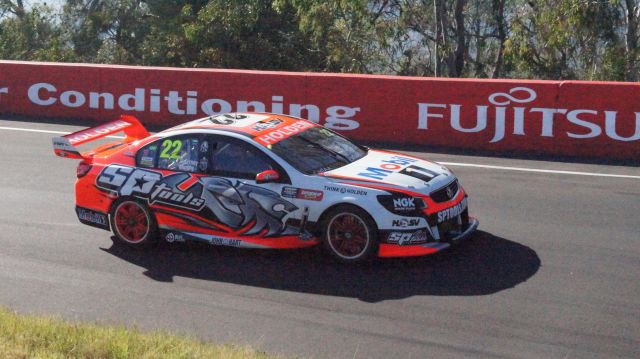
[52,115,150,160]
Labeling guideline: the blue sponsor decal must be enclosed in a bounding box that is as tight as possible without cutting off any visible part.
[358,155,418,180]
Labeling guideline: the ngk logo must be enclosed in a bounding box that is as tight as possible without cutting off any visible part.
[417,87,640,142]
[393,197,415,211]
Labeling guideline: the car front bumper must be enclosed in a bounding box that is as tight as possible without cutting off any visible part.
[377,217,479,258]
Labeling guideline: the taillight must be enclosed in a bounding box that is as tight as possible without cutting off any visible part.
[77,161,92,178]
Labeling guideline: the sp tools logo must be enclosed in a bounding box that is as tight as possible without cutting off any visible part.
[96,165,206,211]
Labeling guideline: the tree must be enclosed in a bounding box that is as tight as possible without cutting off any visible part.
[61,0,152,63]
[179,0,318,70]
[504,0,632,80]
[617,0,640,81]
[0,0,638,82]
[282,0,400,73]
[0,3,73,61]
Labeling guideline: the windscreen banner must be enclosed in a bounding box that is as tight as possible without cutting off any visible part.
[0,60,638,160]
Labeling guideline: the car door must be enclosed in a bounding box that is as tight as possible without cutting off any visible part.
[203,135,303,237]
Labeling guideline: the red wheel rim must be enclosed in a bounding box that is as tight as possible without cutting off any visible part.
[114,202,149,243]
[327,213,369,259]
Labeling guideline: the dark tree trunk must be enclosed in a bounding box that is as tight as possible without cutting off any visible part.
[492,0,506,78]
[452,0,466,77]
[625,0,638,81]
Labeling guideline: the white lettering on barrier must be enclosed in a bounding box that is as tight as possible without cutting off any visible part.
[417,87,640,142]
[22,81,638,143]
[60,91,85,108]
[26,83,361,131]
[28,83,57,106]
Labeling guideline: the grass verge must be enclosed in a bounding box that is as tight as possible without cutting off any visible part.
[0,306,276,358]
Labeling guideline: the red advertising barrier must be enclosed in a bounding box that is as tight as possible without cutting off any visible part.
[0,60,638,160]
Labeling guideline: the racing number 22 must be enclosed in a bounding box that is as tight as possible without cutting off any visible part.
[160,139,182,159]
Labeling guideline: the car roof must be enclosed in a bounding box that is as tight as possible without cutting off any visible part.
[159,113,319,146]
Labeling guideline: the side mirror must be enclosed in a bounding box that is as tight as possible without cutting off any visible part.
[256,169,280,184]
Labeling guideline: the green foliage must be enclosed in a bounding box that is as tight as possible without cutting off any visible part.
[0,4,74,61]
[282,0,390,73]
[61,0,152,63]
[179,0,318,69]
[504,0,622,80]
[0,0,637,81]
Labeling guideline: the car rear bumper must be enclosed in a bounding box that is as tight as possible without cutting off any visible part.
[378,217,478,258]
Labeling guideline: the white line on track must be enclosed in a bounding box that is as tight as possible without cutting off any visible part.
[0,126,123,139]
[438,162,640,180]
[0,126,71,135]
[1,125,638,180]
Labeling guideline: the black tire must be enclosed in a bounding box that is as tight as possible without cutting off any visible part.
[109,198,158,248]
[320,205,378,263]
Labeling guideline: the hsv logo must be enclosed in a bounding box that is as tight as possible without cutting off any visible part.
[391,218,421,227]
[358,155,418,180]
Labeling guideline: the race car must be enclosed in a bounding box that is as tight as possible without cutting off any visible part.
[53,113,478,262]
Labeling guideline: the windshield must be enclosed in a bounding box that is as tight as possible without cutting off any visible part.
[269,127,367,174]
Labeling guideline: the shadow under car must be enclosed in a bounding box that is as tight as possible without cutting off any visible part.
[101,230,540,302]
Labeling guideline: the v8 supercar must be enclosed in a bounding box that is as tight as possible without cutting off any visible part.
[53,113,478,262]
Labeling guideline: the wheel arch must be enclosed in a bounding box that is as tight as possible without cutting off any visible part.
[314,202,379,236]
[108,195,150,215]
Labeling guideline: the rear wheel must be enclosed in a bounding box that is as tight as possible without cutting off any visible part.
[110,199,157,247]
[322,206,378,263]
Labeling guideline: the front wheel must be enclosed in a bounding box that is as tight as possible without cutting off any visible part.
[110,199,157,247]
[321,206,378,263]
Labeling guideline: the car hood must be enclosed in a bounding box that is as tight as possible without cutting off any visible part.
[322,149,454,194]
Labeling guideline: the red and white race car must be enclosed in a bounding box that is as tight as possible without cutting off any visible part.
[53,113,478,262]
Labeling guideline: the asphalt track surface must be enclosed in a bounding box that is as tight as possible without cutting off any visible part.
[0,117,638,358]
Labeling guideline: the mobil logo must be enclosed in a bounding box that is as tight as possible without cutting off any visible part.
[358,155,418,180]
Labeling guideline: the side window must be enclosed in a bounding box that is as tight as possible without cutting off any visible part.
[209,138,273,179]
[136,142,159,168]
[155,135,210,173]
